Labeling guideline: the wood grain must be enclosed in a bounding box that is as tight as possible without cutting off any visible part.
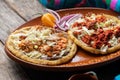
[5,0,43,21]
[0,0,36,80]
[0,42,30,80]
[0,0,25,43]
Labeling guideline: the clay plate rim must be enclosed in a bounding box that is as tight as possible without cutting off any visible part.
[4,7,120,71]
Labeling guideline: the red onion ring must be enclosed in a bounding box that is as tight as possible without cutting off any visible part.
[59,14,78,24]
[45,9,60,22]
[66,14,82,28]
[44,9,83,31]
[55,14,82,31]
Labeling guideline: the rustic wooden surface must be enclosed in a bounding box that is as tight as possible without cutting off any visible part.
[0,0,120,80]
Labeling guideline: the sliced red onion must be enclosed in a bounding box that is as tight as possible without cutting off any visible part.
[55,22,68,31]
[66,14,83,28]
[45,9,60,22]
[59,14,78,24]
[55,14,83,31]
[44,9,83,31]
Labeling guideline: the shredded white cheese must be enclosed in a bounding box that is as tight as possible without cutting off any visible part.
[100,45,108,52]
[81,27,94,35]
[108,36,118,47]
[76,18,85,23]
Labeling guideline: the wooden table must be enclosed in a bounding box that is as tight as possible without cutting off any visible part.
[1,0,120,80]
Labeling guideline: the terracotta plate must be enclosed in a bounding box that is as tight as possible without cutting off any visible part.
[5,8,120,71]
